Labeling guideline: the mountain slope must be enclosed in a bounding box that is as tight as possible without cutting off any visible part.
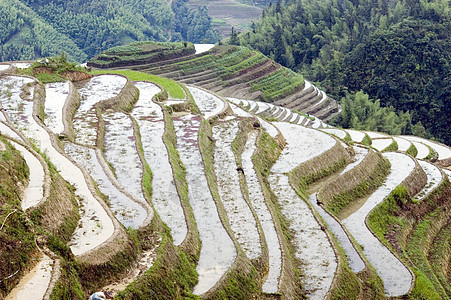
[0,0,220,63]
[0,0,87,62]
[235,0,450,145]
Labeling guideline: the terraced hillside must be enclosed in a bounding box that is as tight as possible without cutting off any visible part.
[88,43,340,123]
[0,60,450,300]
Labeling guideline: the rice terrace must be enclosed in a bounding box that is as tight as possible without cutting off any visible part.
[0,42,450,300]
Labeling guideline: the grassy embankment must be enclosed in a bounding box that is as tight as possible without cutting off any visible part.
[0,137,35,298]
[248,128,307,298]
[285,141,382,300]
[367,168,449,299]
[313,146,390,299]
[88,42,196,69]
[90,45,305,105]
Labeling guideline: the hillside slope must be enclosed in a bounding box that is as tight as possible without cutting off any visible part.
[0,0,219,63]
[235,0,450,145]
[88,42,340,122]
[1,58,450,299]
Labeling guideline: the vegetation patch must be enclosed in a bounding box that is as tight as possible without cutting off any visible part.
[19,54,91,83]
[367,181,450,299]
[0,137,37,298]
[382,139,398,152]
[109,217,199,300]
[319,150,391,216]
[161,96,201,261]
[406,142,418,157]
[289,141,350,200]
[88,42,195,69]
[90,70,185,99]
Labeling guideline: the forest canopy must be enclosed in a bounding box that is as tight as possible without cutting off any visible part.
[0,0,219,62]
[235,0,450,144]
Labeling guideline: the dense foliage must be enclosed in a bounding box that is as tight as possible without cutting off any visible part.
[0,0,87,62]
[171,0,220,43]
[236,0,450,144]
[0,0,219,62]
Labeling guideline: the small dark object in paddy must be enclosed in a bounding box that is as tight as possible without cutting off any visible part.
[208,136,214,142]
[253,121,260,128]
[320,226,326,231]
[316,200,324,206]
[236,167,244,173]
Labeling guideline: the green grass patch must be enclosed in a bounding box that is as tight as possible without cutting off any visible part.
[361,133,372,146]
[424,144,437,160]
[325,154,391,216]
[382,139,398,152]
[293,109,314,120]
[406,142,418,157]
[115,218,199,300]
[35,72,66,83]
[90,70,185,99]
[367,183,450,299]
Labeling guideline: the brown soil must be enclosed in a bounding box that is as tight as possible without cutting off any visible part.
[61,71,92,82]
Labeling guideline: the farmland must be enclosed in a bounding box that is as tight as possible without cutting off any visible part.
[0,52,450,299]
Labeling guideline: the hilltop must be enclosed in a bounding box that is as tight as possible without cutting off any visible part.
[88,42,340,122]
[0,55,450,299]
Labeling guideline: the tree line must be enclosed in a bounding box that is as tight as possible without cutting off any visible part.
[0,0,220,62]
[234,0,450,144]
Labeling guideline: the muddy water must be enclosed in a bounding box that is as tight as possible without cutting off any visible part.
[131,81,187,245]
[372,138,394,151]
[340,146,368,175]
[345,129,366,143]
[0,122,22,140]
[188,86,224,119]
[64,143,147,229]
[412,141,429,159]
[415,160,443,200]
[393,136,412,152]
[343,152,414,296]
[44,81,69,134]
[103,111,146,204]
[269,174,337,299]
[0,76,36,137]
[11,63,31,69]
[194,44,215,54]
[5,254,53,300]
[269,122,338,299]
[173,114,236,295]
[271,122,335,173]
[228,103,253,118]
[0,64,10,71]
[10,141,44,211]
[402,136,451,160]
[322,128,347,139]
[242,131,282,293]
[213,121,261,259]
[308,193,365,273]
[73,75,126,146]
